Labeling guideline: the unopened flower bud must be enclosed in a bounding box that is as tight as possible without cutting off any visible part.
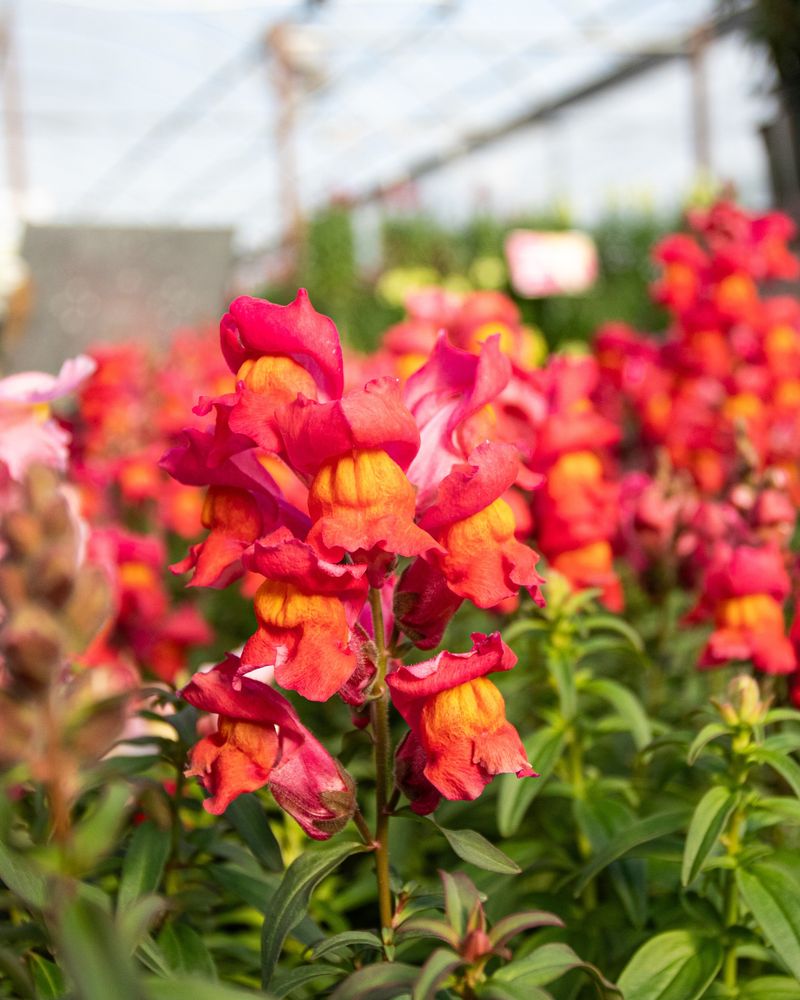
[717,674,769,728]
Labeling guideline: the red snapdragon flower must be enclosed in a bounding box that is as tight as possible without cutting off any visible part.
[239,528,370,702]
[182,655,355,838]
[386,632,536,804]
[418,442,544,609]
[278,377,439,571]
[691,544,795,676]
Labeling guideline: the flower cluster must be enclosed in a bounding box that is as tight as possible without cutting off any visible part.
[167,290,544,833]
[66,332,226,682]
[594,201,800,689]
[366,287,622,610]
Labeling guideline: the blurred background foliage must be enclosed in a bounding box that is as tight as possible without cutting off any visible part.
[262,205,674,353]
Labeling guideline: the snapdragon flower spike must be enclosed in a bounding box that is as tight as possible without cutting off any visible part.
[181,655,355,839]
[403,333,511,504]
[386,632,536,803]
[278,377,440,570]
[418,441,544,609]
[239,528,370,701]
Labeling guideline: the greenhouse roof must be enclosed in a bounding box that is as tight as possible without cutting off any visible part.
[6,0,763,248]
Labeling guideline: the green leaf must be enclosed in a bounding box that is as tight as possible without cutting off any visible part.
[144,977,263,1000]
[475,979,553,1000]
[756,796,800,825]
[688,723,730,764]
[270,963,344,998]
[750,748,800,798]
[494,942,619,993]
[497,726,566,837]
[764,708,800,725]
[0,946,34,999]
[435,825,521,875]
[580,614,644,651]
[573,808,691,896]
[681,787,738,886]
[487,910,564,950]
[158,922,217,979]
[476,983,553,1000]
[502,618,550,644]
[118,822,171,912]
[261,840,369,989]
[330,962,419,999]
[764,732,800,755]
[224,794,283,872]
[412,948,462,1000]
[28,953,65,999]
[117,894,169,951]
[737,861,800,979]
[582,678,652,750]
[0,841,48,909]
[136,936,172,978]
[308,930,384,960]
[71,783,131,869]
[739,976,800,998]
[395,917,460,948]
[57,895,144,1000]
[617,930,722,1000]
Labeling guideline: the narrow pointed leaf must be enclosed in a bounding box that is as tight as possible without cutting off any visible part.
[497,726,566,837]
[573,808,691,895]
[617,930,722,1000]
[688,723,730,764]
[494,942,620,993]
[330,963,419,999]
[477,984,553,1000]
[158,921,216,979]
[396,916,460,948]
[412,948,463,1000]
[144,978,265,1000]
[261,840,369,988]
[28,954,65,1000]
[580,614,643,650]
[582,678,652,750]
[436,825,521,875]
[270,963,344,997]
[737,861,800,979]
[682,787,738,886]
[757,797,800,825]
[309,930,384,959]
[224,794,283,872]
[117,894,169,951]
[71,783,131,869]
[118,822,171,911]
[739,976,800,998]
[57,895,144,1000]
[750,748,800,798]
[0,841,47,909]
[488,910,564,950]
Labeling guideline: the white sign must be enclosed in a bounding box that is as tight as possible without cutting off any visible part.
[505,230,598,297]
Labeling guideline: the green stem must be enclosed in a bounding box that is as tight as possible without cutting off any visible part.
[369,587,394,939]
[722,797,745,990]
[566,727,596,909]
